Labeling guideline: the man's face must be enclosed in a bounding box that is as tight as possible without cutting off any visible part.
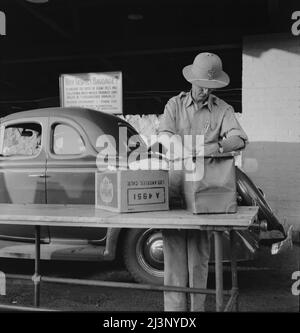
[191,84,213,102]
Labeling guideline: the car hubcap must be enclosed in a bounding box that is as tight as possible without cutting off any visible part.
[136,229,164,278]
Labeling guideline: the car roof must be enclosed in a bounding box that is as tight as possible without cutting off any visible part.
[0,107,141,151]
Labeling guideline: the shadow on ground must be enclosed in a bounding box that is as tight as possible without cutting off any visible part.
[0,243,299,312]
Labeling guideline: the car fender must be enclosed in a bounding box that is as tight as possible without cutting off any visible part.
[236,166,286,241]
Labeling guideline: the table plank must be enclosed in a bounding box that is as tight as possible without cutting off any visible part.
[0,204,258,230]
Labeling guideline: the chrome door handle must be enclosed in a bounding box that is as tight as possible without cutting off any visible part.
[28,174,49,178]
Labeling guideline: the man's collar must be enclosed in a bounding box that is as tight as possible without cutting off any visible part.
[185,91,194,108]
[207,94,218,111]
[185,91,217,111]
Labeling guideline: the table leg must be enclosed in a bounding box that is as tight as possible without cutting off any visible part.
[33,226,41,307]
[214,231,223,312]
[230,230,239,311]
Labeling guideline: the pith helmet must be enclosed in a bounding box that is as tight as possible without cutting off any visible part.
[182,52,230,88]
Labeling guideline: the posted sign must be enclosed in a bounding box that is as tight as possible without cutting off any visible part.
[59,71,122,114]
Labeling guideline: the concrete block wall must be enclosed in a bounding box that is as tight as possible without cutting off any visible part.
[240,33,300,231]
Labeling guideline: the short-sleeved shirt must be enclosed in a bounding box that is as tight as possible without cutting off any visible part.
[158,91,248,147]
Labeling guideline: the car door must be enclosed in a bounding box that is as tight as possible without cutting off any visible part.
[45,116,106,242]
[0,118,49,242]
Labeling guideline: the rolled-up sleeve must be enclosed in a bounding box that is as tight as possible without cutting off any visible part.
[220,107,248,144]
[158,98,177,135]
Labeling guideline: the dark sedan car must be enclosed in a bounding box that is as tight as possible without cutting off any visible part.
[0,107,287,285]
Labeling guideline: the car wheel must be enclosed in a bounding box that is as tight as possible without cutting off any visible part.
[123,228,164,285]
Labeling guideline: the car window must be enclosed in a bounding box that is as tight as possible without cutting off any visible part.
[52,123,85,155]
[1,122,42,157]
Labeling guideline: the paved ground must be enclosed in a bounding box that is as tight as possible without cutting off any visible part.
[0,242,299,312]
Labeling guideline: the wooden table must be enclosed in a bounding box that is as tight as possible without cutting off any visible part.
[0,204,258,312]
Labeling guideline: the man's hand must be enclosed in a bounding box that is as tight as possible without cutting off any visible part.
[202,137,245,156]
[203,143,219,156]
[158,132,192,161]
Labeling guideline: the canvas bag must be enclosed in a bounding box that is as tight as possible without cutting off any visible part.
[182,155,237,214]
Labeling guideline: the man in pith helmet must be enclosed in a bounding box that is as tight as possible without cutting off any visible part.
[158,52,248,311]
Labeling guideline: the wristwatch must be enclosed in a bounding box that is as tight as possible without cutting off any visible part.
[218,141,224,154]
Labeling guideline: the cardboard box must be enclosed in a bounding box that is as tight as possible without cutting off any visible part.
[96,169,169,213]
[183,156,237,214]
